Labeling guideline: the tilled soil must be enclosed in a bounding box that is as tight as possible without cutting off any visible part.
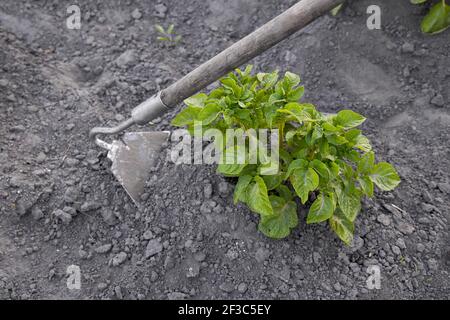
[0,0,449,299]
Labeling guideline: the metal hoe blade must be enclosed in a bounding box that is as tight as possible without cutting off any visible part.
[108,131,169,205]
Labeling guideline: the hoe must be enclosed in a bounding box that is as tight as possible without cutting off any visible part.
[89,0,345,204]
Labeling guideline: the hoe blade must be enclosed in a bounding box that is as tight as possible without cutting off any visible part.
[108,131,169,205]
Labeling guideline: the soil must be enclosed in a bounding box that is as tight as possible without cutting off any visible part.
[0,0,449,299]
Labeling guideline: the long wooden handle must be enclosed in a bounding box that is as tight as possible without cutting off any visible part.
[160,0,344,107]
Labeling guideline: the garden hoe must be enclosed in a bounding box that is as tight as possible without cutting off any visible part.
[89,0,345,205]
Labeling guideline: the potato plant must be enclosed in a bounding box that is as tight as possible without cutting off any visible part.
[171,66,400,245]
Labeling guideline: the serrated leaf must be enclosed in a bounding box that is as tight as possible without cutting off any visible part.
[247,176,273,216]
[290,167,319,204]
[307,193,334,224]
[198,103,221,125]
[184,93,208,108]
[233,175,252,204]
[258,196,298,239]
[329,210,354,245]
[171,106,201,126]
[421,1,450,34]
[369,162,401,191]
[335,110,366,129]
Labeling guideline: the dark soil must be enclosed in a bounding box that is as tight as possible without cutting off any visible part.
[0,0,449,299]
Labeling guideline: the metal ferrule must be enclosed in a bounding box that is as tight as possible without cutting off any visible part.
[131,92,169,125]
[89,91,169,150]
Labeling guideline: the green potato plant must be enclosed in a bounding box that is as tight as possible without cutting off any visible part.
[154,24,182,43]
[412,0,450,34]
[171,65,400,245]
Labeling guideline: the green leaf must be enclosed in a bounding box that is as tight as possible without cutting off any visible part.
[262,173,283,190]
[217,163,247,176]
[233,175,253,204]
[218,144,247,177]
[335,110,366,129]
[354,134,372,152]
[290,167,319,204]
[344,129,362,143]
[329,162,340,178]
[329,210,354,245]
[322,122,340,134]
[307,193,335,224]
[285,159,309,179]
[285,130,297,145]
[358,176,374,197]
[310,159,330,181]
[184,93,208,108]
[286,86,305,102]
[327,134,347,146]
[154,24,165,34]
[369,162,401,191]
[310,125,323,144]
[284,71,301,87]
[276,185,293,201]
[258,196,298,239]
[421,1,450,34]
[242,64,253,76]
[257,71,279,88]
[411,0,428,4]
[167,24,174,34]
[278,103,313,123]
[171,106,201,126]
[247,176,273,216]
[198,103,221,125]
[258,160,279,176]
[331,3,343,16]
[336,186,361,222]
[357,151,375,174]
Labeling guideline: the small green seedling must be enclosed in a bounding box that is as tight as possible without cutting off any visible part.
[331,4,343,16]
[412,0,449,34]
[171,65,400,245]
[154,24,182,43]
